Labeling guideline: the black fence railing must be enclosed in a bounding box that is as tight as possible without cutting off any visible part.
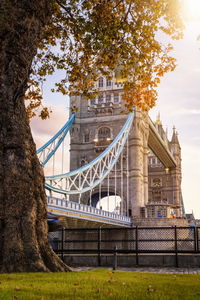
[49,226,200,268]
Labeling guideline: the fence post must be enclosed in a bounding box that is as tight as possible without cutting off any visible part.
[174,226,178,268]
[61,227,65,262]
[113,245,117,270]
[197,227,199,253]
[98,227,101,267]
[135,226,139,266]
[194,227,197,253]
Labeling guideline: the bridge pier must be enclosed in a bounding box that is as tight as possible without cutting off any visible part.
[128,110,149,218]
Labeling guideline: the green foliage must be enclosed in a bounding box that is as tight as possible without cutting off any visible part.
[0,269,200,299]
[26,0,184,119]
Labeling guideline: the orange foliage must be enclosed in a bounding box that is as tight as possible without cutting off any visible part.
[25,0,184,118]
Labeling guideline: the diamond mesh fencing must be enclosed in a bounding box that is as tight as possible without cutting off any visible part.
[48,231,61,252]
[64,229,98,253]
[48,226,199,255]
[137,227,175,252]
[176,227,196,252]
[198,227,200,251]
[100,228,136,252]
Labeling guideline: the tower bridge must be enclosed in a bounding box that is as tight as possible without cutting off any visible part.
[37,76,186,228]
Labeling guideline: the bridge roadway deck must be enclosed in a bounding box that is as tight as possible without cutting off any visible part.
[148,117,176,168]
[47,196,132,228]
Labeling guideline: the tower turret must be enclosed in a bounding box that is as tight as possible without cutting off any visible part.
[169,126,182,217]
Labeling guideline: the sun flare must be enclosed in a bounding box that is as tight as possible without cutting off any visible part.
[183,0,200,21]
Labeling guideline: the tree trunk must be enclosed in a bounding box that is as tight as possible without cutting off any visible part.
[0,0,71,272]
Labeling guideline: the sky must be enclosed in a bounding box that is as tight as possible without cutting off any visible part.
[149,19,200,218]
[31,1,200,218]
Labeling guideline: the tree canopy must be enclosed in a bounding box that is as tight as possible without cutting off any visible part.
[26,0,184,119]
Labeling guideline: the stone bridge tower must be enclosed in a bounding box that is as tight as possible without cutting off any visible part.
[69,75,149,218]
[69,75,184,221]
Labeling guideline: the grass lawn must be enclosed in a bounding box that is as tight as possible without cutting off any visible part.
[0,268,200,300]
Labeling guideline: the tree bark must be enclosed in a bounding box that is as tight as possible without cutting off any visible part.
[0,0,71,272]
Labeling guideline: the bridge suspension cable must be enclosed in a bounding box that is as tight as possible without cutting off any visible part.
[45,112,134,197]
[37,112,75,167]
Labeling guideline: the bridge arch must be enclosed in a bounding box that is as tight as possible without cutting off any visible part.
[83,185,129,215]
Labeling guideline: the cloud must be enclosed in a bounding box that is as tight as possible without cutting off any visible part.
[30,105,68,148]
[171,108,200,116]
[31,104,70,175]
[181,145,200,218]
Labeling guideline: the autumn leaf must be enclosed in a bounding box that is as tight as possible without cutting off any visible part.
[108,279,116,283]
[147,285,155,293]
[25,0,183,119]
[196,291,200,296]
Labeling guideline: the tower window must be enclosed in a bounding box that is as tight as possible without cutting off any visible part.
[98,95,103,104]
[98,127,111,141]
[98,77,103,87]
[81,159,86,166]
[84,134,89,143]
[152,190,161,202]
[114,94,119,103]
[90,98,96,105]
[106,95,111,103]
[106,79,111,87]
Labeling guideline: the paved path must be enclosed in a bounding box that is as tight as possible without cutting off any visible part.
[73,266,200,274]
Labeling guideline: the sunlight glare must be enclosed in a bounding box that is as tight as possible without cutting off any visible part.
[183,0,200,21]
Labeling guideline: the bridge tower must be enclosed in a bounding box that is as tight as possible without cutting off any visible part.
[147,117,183,220]
[69,75,184,221]
[69,75,149,218]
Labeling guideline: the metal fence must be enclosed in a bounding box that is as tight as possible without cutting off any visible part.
[49,226,200,268]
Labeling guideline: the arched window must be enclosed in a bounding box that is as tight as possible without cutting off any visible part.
[90,98,96,105]
[106,79,111,86]
[98,127,111,141]
[98,94,103,104]
[152,190,161,202]
[106,94,111,103]
[114,93,119,103]
[98,77,103,87]
[83,129,89,143]
[84,134,89,143]
[80,159,86,166]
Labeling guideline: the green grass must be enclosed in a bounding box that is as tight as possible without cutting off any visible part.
[0,269,200,300]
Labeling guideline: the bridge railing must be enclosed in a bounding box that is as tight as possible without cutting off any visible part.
[47,196,131,224]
